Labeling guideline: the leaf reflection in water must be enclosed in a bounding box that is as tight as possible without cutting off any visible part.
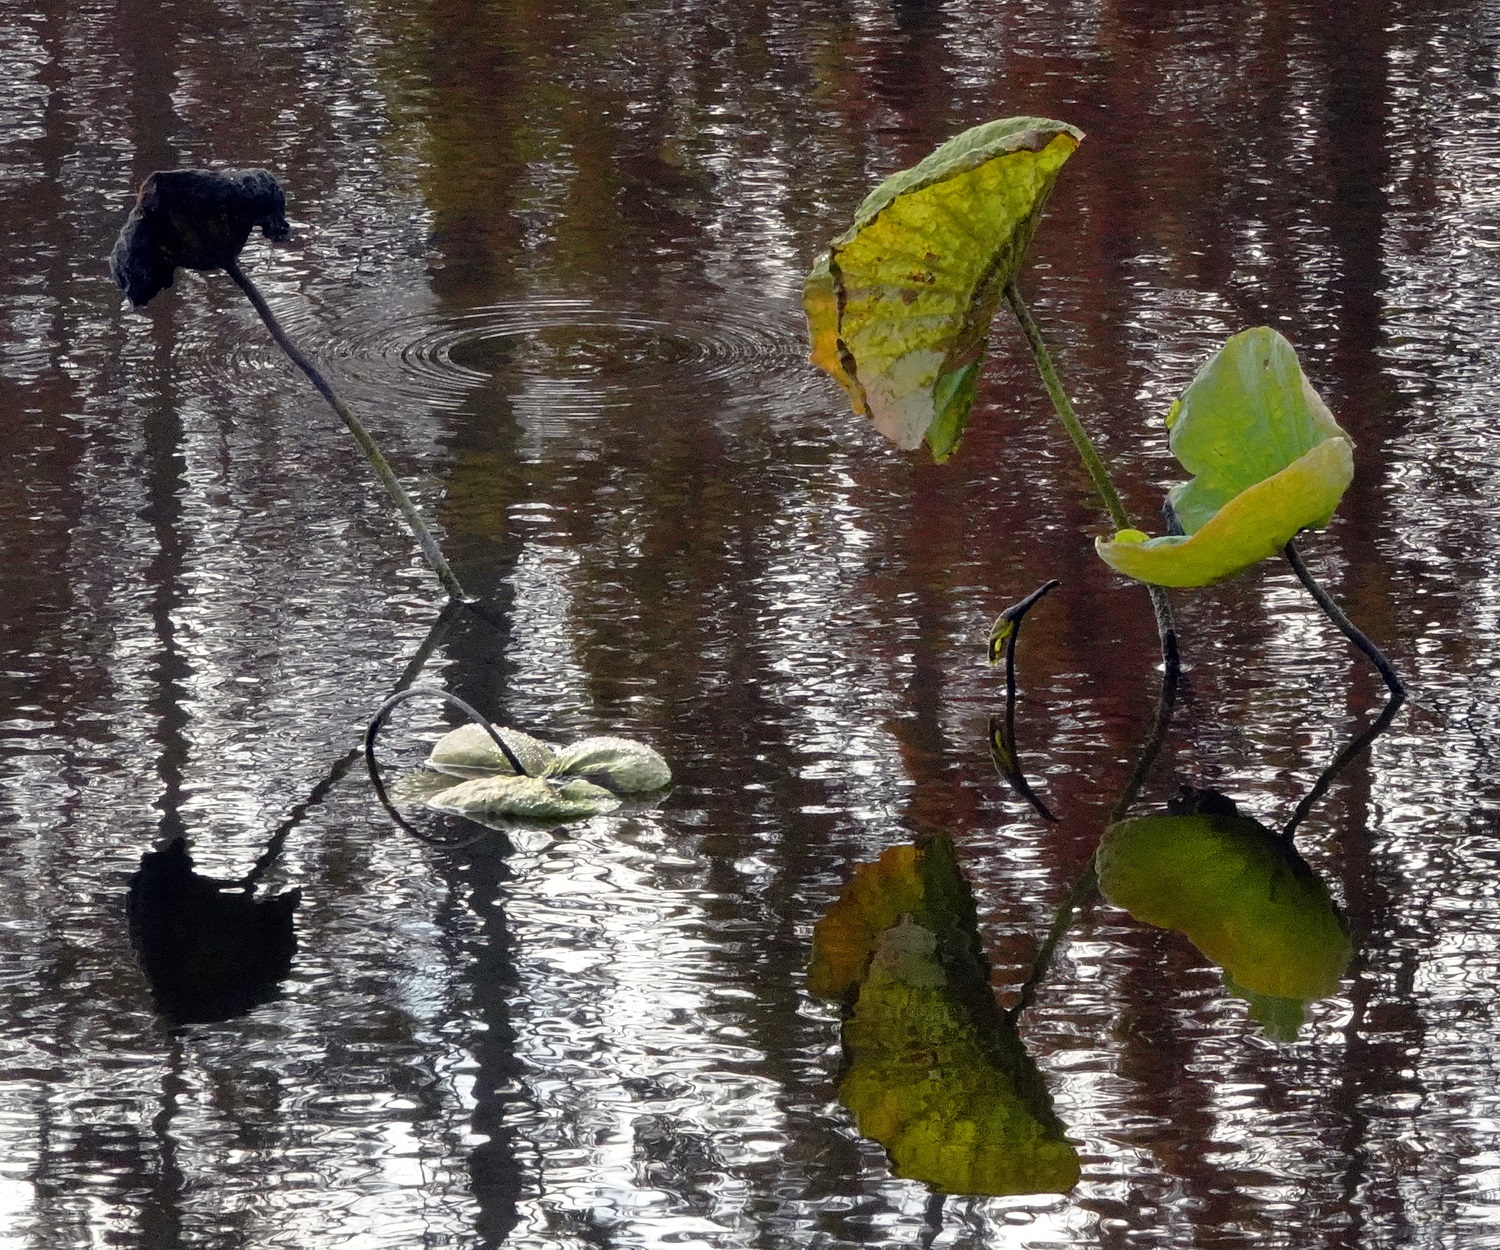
[1097,788,1352,1041]
[809,836,1080,1197]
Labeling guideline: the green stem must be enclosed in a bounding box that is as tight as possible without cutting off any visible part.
[1004,282,1179,677]
[1004,283,1131,531]
[224,258,470,604]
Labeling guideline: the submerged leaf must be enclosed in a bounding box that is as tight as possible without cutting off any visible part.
[1096,799,1351,1035]
[805,117,1082,460]
[426,722,558,779]
[546,736,672,794]
[427,774,621,821]
[1096,328,1354,587]
[810,837,1079,1196]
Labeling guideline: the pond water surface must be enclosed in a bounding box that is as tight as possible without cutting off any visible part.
[4,1,1500,1247]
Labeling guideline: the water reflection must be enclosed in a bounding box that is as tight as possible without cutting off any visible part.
[810,836,1079,1196]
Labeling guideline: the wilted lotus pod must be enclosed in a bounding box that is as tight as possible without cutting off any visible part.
[546,736,672,794]
[110,168,291,307]
[425,722,558,779]
[427,774,621,821]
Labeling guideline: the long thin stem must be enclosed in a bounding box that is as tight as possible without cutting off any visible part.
[224,258,470,604]
[1284,539,1404,697]
[1004,282,1179,678]
[1004,283,1130,531]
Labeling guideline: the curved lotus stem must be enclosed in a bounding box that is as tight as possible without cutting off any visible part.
[1283,540,1404,698]
[223,258,471,605]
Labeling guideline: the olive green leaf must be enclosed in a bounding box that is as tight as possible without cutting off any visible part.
[810,838,1080,1195]
[1096,327,1354,587]
[1096,798,1351,1038]
[805,118,1082,461]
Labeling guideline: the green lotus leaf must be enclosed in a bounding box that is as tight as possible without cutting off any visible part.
[810,838,1078,1195]
[427,774,621,821]
[1096,327,1354,587]
[1096,803,1351,1035]
[425,722,558,778]
[545,735,672,794]
[805,117,1082,461]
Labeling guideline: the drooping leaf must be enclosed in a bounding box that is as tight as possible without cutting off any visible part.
[805,118,1082,461]
[1096,794,1351,1036]
[427,774,621,821]
[545,736,672,794]
[426,722,558,778]
[810,838,1079,1196]
[1096,328,1354,587]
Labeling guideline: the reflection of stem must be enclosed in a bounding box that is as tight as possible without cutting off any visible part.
[1009,863,1098,1020]
[989,579,1060,821]
[1284,539,1404,697]
[223,258,470,604]
[1282,691,1403,842]
[1108,647,1180,824]
[1003,283,1180,677]
[239,600,462,888]
[1010,632,1180,1017]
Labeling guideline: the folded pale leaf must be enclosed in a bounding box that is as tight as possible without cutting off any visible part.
[425,723,558,778]
[545,736,672,794]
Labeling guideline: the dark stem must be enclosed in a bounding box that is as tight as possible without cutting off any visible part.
[988,579,1061,821]
[223,257,470,604]
[364,685,534,845]
[1283,539,1404,697]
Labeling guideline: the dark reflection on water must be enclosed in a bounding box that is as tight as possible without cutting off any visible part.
[4,0,1500,1245]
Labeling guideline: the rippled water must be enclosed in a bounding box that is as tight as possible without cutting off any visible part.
[4,0,1500,1246]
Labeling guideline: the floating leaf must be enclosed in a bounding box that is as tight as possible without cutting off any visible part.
[810,838,1079,1195]
[427,774,621,821]
[426,722,558,779]
[805,118,1082,461]
[1096,794,1351,1037]
[545,736,672,794]
[1096,328,1354,587]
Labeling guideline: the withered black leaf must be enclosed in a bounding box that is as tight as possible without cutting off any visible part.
[109,167,290,307]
